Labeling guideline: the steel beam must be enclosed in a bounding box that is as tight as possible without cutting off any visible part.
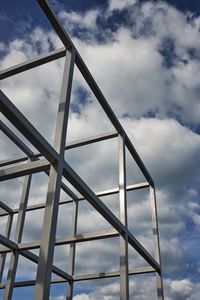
[34,50,75,300]
[0,229,119,254]
[0,214,13,283]
[65,131,118,150]
[0,264,155,288]
[0,230,160,273]
[67,199,78,299]
[0,48,66,80]
[0,182,149,218]
[73,266,155,281]
[3,172,32,300]
[0,131,118,169]
[56,228,118,246]
[0,156,28,168]
[0,159,50,181]
[150,186,164,299]
[0,267,155,289]
[118,134,129,299]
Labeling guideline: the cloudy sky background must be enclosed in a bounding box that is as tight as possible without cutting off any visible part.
[0,0,200,299]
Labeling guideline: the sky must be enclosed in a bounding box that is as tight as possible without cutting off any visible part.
[0,0,200,299]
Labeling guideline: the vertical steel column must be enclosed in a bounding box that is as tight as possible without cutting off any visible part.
[3,173,32,300]
[150,186,164,300]
[0,213,13,283]
[118,134,129,300]
[67,200,78,299]
[34,50,75,300]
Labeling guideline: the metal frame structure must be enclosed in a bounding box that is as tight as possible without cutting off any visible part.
[0,0,164,299]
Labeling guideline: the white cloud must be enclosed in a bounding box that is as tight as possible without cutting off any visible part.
[53,278,200,300]
[0,30,64,146]
[60,1,200,126]
[122,118,200,188]
[171,279,193,295]
[59,10,99,31]
[188,201,200,227]
[164,278,200,300]
[72,28,168,119]
[51,296,65,300]
[108,0,137,12]
[74,294,95,300]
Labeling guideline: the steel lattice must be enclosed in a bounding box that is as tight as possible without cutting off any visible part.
[0,1,164,299]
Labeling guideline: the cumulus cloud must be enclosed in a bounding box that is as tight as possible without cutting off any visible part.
[188,201,200,231]
[164,278,200,300]
[59,10,100,30]
[58,1,200,127]
[122,117,200,188]
[52,277,200,300]
[108,0,137,12]
[74,295,95,300]
[0,29,64,146]
[51,296,65,300]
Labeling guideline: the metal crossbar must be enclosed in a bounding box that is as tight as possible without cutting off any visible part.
[0,0,164,299]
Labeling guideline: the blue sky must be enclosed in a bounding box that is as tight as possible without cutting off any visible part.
[0,0,200,299]
[1,0,200,44]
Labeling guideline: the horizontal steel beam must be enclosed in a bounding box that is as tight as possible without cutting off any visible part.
[26,229,118,250]
[74,266,155,281]
[55,229,118,246]
[0,278,67,289]
[95,182,150,198]
[0,131,118,169]
[0,181,148,217]
[0,156,29,168]
[0,48,66,80]
[0,267,155,289]
[0,229,119,253]
[0,224,160,275]
[0,280,36,289]
[0,181,149,217]
[65,131,118,150]
[0,160,50,181]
